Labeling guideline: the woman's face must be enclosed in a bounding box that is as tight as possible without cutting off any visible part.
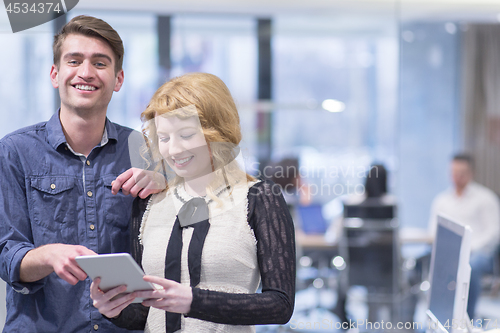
[156,115,212,181]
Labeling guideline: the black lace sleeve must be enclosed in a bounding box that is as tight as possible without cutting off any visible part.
[107,196,150,330]
[186,180,296,325]
[130,196,149,266]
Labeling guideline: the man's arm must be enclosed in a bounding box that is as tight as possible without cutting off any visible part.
[0,139,94,290]
[478,190,500,252]
[20,244,96,285]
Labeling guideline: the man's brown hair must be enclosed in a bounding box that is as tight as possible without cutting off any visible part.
[53,15,124,74]
[453,153,474,171]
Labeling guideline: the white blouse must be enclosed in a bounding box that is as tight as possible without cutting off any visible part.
[140,181,260,333]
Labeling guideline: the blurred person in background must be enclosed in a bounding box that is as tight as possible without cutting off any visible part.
[429,154,500,320]
[268,157,312,209]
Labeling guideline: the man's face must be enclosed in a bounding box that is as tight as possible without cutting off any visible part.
[451,160,472,191]
[50,34,124,116]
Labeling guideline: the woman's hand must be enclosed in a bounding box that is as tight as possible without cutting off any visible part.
[90,277,137,318]
[135,275,193,314]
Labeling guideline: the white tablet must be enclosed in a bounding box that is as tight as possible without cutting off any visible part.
[76,253,155,303]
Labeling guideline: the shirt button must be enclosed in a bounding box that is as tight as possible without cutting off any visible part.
[89,224,95,231]
[86,160,90,166]
[93,324,99,330]
[87,191,93,197]
[50,184,56,190]
[16,287,29,294]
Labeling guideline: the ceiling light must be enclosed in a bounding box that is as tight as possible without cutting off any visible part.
[322,99,345,113]
[445,22,456,34]
[402,30,414,43]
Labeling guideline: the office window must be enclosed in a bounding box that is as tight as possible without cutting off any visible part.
[398,21,461,228]
[0,16,54,138]
[171,15,258,167]
[69,11,159,130]
[272,15,398,203]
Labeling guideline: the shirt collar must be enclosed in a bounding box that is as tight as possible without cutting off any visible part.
[46,110,118,151]
[453,181,475,198]
[462,181,476,195]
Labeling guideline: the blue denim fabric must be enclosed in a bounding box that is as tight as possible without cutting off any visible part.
[0,112,140,332]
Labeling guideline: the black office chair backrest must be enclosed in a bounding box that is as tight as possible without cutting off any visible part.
[343,200,396,220]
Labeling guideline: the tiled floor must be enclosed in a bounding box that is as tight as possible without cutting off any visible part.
[0,277,497,332]
[476,295,500,329]
[257,287,500,333]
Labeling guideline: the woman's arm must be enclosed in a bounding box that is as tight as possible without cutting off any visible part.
[185,180,296,325]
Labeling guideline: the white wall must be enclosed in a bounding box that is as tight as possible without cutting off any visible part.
[0,280,6,329]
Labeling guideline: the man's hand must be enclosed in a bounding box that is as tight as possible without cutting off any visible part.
[20,244,96,285]
[111,168,166,199]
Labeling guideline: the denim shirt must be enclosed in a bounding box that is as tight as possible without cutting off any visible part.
[0,112,140,332]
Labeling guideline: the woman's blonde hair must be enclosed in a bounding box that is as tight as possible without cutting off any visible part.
[141,72,254,200]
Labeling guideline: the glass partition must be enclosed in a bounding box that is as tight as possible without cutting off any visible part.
[272,13,399,205]
[0,13,54,138]
[68,11,159,130]
[171,15,258,163]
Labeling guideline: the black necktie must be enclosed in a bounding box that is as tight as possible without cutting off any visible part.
[164,198,210,333]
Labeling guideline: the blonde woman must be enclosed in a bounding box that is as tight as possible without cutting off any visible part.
[90,73,296,332]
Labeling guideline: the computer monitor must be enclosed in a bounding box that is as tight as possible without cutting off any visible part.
[427,215,472,333]
[297,204,328,234]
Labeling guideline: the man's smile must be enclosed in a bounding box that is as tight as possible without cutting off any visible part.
[73,84,97,91]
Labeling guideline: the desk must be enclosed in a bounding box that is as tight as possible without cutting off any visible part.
[399,227,433,244]
[296,227,432,249]
[296,230,336,249]
[296,226,432,324]
[295,230,338,271]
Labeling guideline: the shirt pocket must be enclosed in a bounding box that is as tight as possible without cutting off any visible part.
[30,176,78,231]
[103,175,132,228]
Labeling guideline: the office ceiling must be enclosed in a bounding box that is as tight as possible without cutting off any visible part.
[77,0,500,21]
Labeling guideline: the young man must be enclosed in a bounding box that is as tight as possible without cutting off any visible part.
[429,154,500,320]
[0,15,145,332]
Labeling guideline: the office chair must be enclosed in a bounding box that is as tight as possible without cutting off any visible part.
[337,202,410,324]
